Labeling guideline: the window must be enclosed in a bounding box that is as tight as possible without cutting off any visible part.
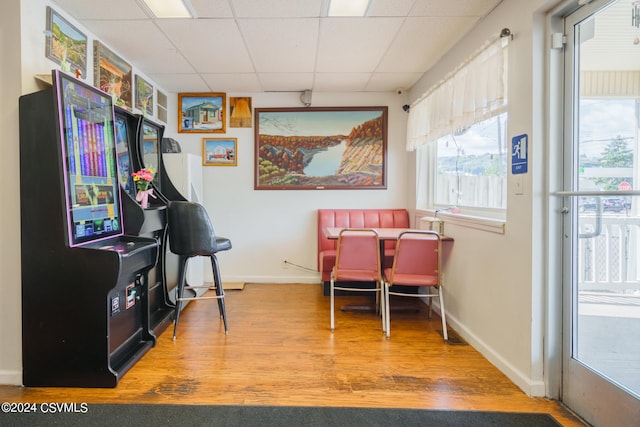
[409,36,509,223]
[420,112,508,213]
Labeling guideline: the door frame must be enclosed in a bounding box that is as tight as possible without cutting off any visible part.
[548,0,640,424]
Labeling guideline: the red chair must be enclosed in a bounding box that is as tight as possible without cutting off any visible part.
[330,229,385,332]
[383,230,447,341]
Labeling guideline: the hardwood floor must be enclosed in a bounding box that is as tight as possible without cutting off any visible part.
[0,283,585,425]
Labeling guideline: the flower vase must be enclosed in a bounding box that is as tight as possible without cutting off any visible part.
[136,188,156,209]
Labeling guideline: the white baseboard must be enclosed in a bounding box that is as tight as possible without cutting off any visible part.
[0,369,22,386]
[443,311,546,397]
[223,275,321,284]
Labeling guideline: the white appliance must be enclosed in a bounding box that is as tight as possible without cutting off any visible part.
[163,153,204,288]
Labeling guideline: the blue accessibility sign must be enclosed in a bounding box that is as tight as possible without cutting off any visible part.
[511,134,528,174]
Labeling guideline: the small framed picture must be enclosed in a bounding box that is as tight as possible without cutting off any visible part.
[203,138,237,166]
[45,7,87,77]
[230,97,252,128]
[135,75,154,116]
[178,93,226,133]
[93,40,132,109]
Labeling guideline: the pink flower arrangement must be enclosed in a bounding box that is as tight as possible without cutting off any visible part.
[132,168,154,191]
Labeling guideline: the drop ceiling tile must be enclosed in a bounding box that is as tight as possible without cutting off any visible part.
[376,16,477,73]
[409,0,501,17]
[313,73,371,92]
[239,18,318,72]
[367,0,415,17]
[52,0,149,19]
[148,73,210,92]
[156,19,254,72]
[258,73,314,92]
[316,17,403,73]
[190,0,234,18]
[365,72,424,92]
[231,0,322,18]
[137,50,196,75]
[201,73,263,92]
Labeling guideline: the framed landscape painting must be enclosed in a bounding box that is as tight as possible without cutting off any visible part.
[45,7,87,77]
[254,107,387,190]
[178,93,226,133]
[135,75,154,116]
[93,41,132,109]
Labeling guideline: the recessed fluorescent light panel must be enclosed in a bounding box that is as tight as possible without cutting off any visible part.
[328,0,370,17]
[142,0,193,18]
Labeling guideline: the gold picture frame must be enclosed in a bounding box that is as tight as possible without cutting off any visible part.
[178,93,226,133]
[203,138,237,166]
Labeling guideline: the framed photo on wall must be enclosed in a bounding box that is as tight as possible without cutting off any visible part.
[203,138,237,166]
[45,7,87,78]
[254,107,388,190]
[135,75,154,116]
[230,97,252,128]
[93,41,132,109]
[178,93,226,133]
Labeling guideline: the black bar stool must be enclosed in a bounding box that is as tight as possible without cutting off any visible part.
[167,201,232,339]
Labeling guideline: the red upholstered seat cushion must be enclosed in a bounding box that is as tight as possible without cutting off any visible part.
[317,209,409,281]
[383,268,438,287]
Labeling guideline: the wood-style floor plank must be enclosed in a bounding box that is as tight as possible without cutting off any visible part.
[0,284,585,425]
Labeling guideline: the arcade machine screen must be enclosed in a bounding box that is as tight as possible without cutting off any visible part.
[141,122,160,187]
[54,71,124,247]
[114,114,136,198]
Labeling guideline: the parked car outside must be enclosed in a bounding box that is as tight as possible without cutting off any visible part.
[579,197,597,212]
[602,198,624,213]
[578,197,626,213]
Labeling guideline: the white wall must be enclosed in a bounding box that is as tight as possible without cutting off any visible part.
[163,91,410,284]
[0,0,24,386]
[407,0,557,396]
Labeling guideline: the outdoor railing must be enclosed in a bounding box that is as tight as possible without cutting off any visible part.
[579,214,640,293]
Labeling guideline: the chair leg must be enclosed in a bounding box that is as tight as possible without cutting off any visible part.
[384,283,391,339]
[379,281,386,334]
[209,255,228,335]
[173,256,189,340]
[330,276,335,332]
[438,285,448,342]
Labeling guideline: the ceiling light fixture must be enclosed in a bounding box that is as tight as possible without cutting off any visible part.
[141,0,193,18]
[328,0,370,17]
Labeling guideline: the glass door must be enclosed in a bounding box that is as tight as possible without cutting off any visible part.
[562,0,640,424]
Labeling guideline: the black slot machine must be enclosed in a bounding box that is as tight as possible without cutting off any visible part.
[139,117,186,201]
[114,107,178,335]
[19,70,158,387]
[136,118,193,305]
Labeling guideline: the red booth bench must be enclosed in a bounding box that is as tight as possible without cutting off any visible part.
[317,209,410,295]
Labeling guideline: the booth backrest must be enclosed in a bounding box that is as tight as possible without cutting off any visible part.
[317,209,410,281]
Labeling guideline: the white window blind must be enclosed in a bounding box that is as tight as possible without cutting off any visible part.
[406,37,509,151]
